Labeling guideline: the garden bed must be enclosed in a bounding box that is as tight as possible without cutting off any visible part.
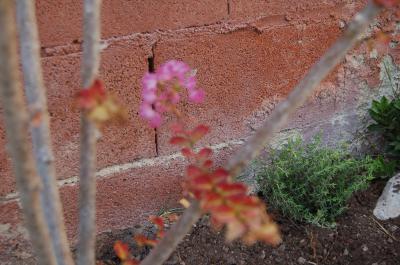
[96,180,400,265]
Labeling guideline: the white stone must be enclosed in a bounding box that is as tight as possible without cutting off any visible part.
[373,173,400,220]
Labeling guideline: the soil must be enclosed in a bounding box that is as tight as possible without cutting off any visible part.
[96,180,400,265]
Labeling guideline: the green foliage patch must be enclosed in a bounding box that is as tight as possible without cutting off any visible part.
[368,57,400,163]
[256,136,389,227]
[368,95,400,158]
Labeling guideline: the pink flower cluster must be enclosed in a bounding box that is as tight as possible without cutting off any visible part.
[140,60,205,127]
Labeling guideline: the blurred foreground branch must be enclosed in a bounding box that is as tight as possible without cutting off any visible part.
[0,1,58,265]
[16,1,74,264]
[77,1,102,265]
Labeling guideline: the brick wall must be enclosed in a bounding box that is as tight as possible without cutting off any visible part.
[1,0,378,263]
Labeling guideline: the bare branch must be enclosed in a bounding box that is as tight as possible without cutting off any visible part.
[77,0,102,265]
[0,1,57,265]
[16,2,75,265]
[140,2,381,265]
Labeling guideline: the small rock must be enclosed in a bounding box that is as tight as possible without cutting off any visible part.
[297,257,306,264]
[339,20,346,29]
[374,173,400,220]
[372,263,378,265]
[362,244,368,252]
[343,248,349,255]
[260,250,266,259]
[223,246,229,253]
[388,238,393,244]
[278,244,286,252]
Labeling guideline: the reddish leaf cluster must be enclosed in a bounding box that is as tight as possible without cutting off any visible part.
[171,124,281,245]
[114,216,168,264]
[114,60,281,264]
[169,123,209,148]
[76,79,127,124]
[134,216,165,247]
[113,241,138,265]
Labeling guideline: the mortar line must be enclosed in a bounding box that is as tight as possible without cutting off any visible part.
[41,8,342,58]
[0,108,356,205]
[0,138,246,205]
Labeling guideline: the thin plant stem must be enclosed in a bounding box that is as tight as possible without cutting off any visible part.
[0,1,57,264]
[16,1,75,264]
[77,1,102,265]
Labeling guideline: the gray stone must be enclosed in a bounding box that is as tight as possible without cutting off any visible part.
[297,257,306,264]
[343,248,349,256]
[373,173,400,220]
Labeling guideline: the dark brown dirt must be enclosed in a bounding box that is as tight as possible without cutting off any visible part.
[96,180,400,265]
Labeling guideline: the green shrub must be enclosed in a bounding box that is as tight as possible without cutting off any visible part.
[368,96,400,159]
[256,136,388,227]
[368,58,400,162]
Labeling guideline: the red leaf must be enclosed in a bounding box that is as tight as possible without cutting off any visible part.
[149,216,163,226]
[212,168,230,183]
[203,160,213,168]
[170,122,184,134]
[246,223,281,246]
[134,235,158,247]
[217,182,247,196]
[181,148,193,158]
[114,241,130,261]
[149,215,164,228]
[77,79,106,110]
[201,192,223,211]
[211,205,237,223]
[190,125,209,142]
[170,136,189,146]
[197,148,212,160]
[187,165,202,178]
[229,194,260,208]
[191,175,213,191]
[89,79,106,97]
[226,220,246,242]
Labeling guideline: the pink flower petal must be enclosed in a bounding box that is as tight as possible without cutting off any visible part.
[142,73,158,91]
[149,113,162,128]
[142,89,157,103]
[140,103,162,128]
[189,89,205,103]
[184,76,196,90]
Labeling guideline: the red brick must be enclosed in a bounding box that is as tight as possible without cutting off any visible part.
[0,39,156,197]
[228,0,364,21]
[36,0,228,47]
[43,40,156,181]
[60,160,186,240]
[0,127,14,196]
[154,21,342,155]
[0,142,243,263]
